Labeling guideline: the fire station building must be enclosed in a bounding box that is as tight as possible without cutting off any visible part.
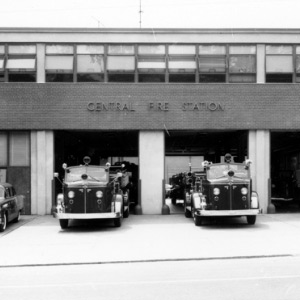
[1,27,300,215]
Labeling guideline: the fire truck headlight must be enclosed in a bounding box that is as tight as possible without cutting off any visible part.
[96,191,103,198]
[251,191,259,209]
[68,191,75,199]
[213,188,220,195]
[241,187,248,195]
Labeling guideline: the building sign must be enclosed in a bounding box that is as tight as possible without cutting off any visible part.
[87,102,224,112]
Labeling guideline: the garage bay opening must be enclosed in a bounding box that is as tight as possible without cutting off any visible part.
[165,130,248,214]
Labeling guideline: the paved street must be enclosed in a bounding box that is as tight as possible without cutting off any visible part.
[1,212,300,299]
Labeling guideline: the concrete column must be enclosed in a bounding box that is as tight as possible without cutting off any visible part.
[36,43,45,83]
[31,131,54,215]
[139,131,165,214]
[248,130,272,214]
[257,44,265,84]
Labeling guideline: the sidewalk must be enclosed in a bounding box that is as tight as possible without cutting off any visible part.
[0,213,300,267]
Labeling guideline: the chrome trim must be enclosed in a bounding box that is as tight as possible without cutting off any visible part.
[54,212,120,219]
[195,209,261,217]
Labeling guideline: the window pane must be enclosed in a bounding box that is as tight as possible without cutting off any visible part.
[0,133,7,166]
[199,45,226,55]
[0,46,5,54]
[77,74,104,82]
[77,45,104,54]
[0,58,4,71]
[169,58,196,72]
[199,74,226,83]
[169,74,195,83]
[138,58,166,71]
[266,56,293,72]
[296,56,300,73]
[46,45,74,54]
[138,74,165,82]
[77,55,104,73]
[229,46,256,54]
[199,56,226,73]
[138,45,165,55]
[108,74,135,82]
[46,74,73,82]
[266,45,292,55]
[266,74,293,83]
[9,74,36,82]
[8,45,36,54]
[229,74,256,83]
[9,132,29,166]
[169,45,196,55]
[45,56,73,72]
[6,58,36,71]
[108,45,135,54]
[229,56,256,73]
[107,56,135,71]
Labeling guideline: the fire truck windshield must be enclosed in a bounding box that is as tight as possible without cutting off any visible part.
[207,164,249,180]
[65,166,108,182]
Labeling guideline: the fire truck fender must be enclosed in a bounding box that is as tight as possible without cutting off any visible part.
[192,193,201,210]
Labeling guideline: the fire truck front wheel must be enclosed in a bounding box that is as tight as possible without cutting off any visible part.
[114,217,122,227]
[59,219,69,229]
[246,215,256,225]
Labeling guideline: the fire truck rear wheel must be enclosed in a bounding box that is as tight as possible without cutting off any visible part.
[59,219,69,229]
[246,215,256,225]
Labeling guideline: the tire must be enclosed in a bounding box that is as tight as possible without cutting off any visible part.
[184,204,192,218]
[247,215,256,225]
[194,215,203,226]
[13,211,21,223]
[114,218,122,227]
[0,213,7,232]
[123,207,129,218]
[59,219,69,229]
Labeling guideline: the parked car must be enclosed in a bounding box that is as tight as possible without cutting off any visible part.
[0,183,24,232]
[53,156,130,229]
[184,154,261,226]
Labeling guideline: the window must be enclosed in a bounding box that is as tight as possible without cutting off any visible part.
[295,46,300,83]
[0,133,7,166]
[199,45,226,83]
[229,46,256,83]
[9,132,30,167]
[77,45,104,82]
[45,45,74,82]
[138,45,166,82]
[168,45,196,83]
[0,45,5,82]
[266,45,293,83]
[107,45,135,82]
[7,45,36,82]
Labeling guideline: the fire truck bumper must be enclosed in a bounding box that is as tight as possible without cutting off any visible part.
[195,209,262,217]
[54,212,121,219]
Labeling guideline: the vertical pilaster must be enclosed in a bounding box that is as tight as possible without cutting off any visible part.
[37,43,45,83]
[257,44,265,83]
[139,131,165,214]
[31,131,54,215]
[248,130,271,214]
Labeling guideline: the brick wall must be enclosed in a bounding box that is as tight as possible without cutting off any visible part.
[0,83,299,130]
